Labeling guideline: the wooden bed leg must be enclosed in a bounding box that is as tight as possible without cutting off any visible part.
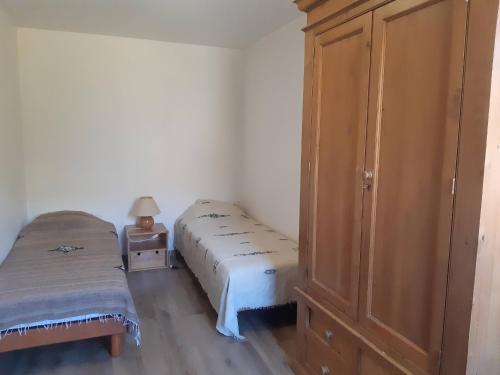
[109,333,123,357]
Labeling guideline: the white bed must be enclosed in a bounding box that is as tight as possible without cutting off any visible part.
[174,199,299,339]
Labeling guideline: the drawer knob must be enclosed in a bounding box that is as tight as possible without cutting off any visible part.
[321,366,330,375]
[324,330,334,341]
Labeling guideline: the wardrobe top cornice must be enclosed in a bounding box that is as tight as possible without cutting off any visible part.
[294,0,328,12]
[294,0,395,32]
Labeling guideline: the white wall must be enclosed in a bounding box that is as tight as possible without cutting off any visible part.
[15,17,306,250]
[238,16,305,241]
[17,28,243,249]
[0,8,26,264]
[466,11,500,372]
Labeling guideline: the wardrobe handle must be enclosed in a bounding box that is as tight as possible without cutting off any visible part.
[363,170,374,180]
[361,170,374,190]
[324,330,334,341]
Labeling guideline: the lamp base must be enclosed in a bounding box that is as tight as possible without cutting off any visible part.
[137,216,154,230]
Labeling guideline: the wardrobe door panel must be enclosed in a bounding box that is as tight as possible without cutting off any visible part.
[308,13,372,319]
[360,0,468,372]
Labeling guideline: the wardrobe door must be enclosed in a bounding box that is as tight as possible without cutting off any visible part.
[307,13,372,320]
[360,0,468,373]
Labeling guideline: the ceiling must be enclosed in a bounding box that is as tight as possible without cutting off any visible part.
[0,0,301,49]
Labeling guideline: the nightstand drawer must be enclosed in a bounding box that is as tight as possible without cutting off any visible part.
[130,249,165,271]
[126,223,168,271]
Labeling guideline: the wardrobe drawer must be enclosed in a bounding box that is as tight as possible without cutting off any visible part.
[304,332,350,375]
[307,303,355,361]
[129,249,165,271]
[296,291,412,375]
[357,348,407,375]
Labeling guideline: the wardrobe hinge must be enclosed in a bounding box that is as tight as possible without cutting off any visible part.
[451,177,456,195]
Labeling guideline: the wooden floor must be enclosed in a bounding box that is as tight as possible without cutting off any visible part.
[0,260,297,375]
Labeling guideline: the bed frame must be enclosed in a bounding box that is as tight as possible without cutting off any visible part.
[0,319,125,357]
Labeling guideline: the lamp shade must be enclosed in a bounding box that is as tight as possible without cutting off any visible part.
[131,196,161,217]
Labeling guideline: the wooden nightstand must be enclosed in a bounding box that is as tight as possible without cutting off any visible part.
[125,224,168,272]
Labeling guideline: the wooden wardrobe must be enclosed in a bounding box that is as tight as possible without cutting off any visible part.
[292,0,500,374]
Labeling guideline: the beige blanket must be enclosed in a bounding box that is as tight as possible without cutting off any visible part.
[175,200,298,339]
[0,211,140,344]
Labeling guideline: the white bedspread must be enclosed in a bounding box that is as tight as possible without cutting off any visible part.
[174,200,299,339]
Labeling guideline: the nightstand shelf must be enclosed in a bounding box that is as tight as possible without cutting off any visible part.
[125,224,168,272]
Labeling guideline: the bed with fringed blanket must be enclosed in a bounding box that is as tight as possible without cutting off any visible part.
[0,211,140,356]
[175,200,299,339]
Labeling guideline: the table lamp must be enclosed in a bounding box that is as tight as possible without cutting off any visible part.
[131,196,161,230]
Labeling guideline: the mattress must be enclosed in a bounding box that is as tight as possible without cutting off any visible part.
[0,211,140,344]
[174,200,299,339]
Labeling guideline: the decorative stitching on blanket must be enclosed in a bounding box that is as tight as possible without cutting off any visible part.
[197,213,231,219]
[234,251,275,257]
[214,232,254,237]
[213,260,220,273]
[48,245,84,254]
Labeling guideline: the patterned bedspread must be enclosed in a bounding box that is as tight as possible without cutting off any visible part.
[174,200,299,339]
[0,211,140,344]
